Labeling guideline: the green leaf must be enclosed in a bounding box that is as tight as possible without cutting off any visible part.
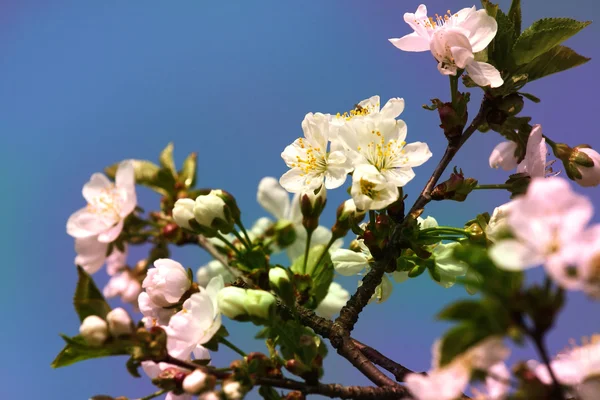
[516,45,591,82]
[259,386,283,400]
[439,324,492,367]
[178,152,198,189]
[105,159,171,196]
[508,0,522,38]
[159,142,178,179]
[74,266,111,322]
[512,18,591,65]
[437,300,486,321]
[480,0,498,19]
[490,10,515,69]
[519,92,541,103]
[126,356,142,378]
[51,335,130,368]
[291,245,334,308]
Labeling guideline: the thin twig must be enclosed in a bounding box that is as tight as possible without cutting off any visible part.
[255,377,409,399]
[408,99,489,217]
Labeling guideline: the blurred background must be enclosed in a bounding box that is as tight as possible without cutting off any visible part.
[1,0,598,398]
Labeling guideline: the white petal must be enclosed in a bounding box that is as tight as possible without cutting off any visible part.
[116,160,136,191]
[382,167,415,188]
[74,236,108,274]
[450,46,474,69]
[67,208,112,238]
[389,33,430,52]
[331,249,370,276]
[97,219,124,243]
[489,240,543,271]
[400,142,433,167]
[489,141,519,170]
[465,61,504,88]
[82,173,112,204]
[461,9,498,53]
[380,97,405,119]
[517,125,547,178]
[279,168,308,193]
[257,177,290,220]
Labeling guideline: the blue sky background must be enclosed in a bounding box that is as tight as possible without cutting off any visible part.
[1,0,598,398]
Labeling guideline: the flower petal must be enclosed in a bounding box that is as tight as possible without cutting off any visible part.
[82,173,112,204]
[257,177,290,220]
[489,240,543,270]
[389,33,430,52]
[279,168,308,193]
[461,9,498,53]
[67,208,112,238]
[380,98,405,119]
[400,142,433,167]
[98,219,124,243]
[465,61,504,88]
[74,236,108,274]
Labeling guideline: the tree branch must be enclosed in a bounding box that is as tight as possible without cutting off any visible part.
[352,339,414,382]
[335,261,387,333]
[408,98,490,217]
[255,377,409,399]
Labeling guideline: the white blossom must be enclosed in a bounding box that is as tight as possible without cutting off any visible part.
[142,258,191,307]
[222,380,243,400]
[490,177,593,271]
[331,95,405,127]
[166,276,223,359]
[432,242,469,288]
[337,112,431,188]
[138,291,176,328]
[67,160,136,243]
[217,287,276,320]
[280,112,353,193]
[350,164,400,211]
[74,235,127,275]
[489,141,519,171]
[389,5,503,87]
[103,270,141,305]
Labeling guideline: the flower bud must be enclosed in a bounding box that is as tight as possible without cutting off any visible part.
[572,147,600,187]
[193,190,236,236]
[300,186,327,218]
[182,369,208,394]
[436,98,467,141]
[222,380,243,400]
[430,168,477,201]
[79,315,108,346]
[489,141,519,170]
[142,258,191,307]
[106,307,133,336]
[273,220,297,247]
[300,186,327,233]
[199,392,220,400]
[173,198,195,230]
[269,266,294,307]
[212,189,241,222]
[244,289,276,320]
[331,199,366,239]
[217,287,248,319]
[268,267,290,289]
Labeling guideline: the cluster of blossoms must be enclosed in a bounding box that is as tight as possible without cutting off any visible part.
[56,2,600,400]
[280,95,432,211]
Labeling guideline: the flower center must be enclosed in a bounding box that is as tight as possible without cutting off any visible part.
[415,10,457,29]
[336,102,379,121]
[289,138,328,177]
[87,184,123,220]
[360,133,407,171]
[360,178,377,199]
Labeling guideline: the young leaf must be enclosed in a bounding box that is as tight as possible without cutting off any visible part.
[519,92,541,103]
[51,335,130,368]
[259,386,283,400]
[489,10,515,70]
[159,142,178,179]
[512,18,591,65]
[178,152,198,189]
[105,159,170,196]
[516,45,591,82]
[74,266,111,322]
[437,300,486,321]
[508,0,522,38]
